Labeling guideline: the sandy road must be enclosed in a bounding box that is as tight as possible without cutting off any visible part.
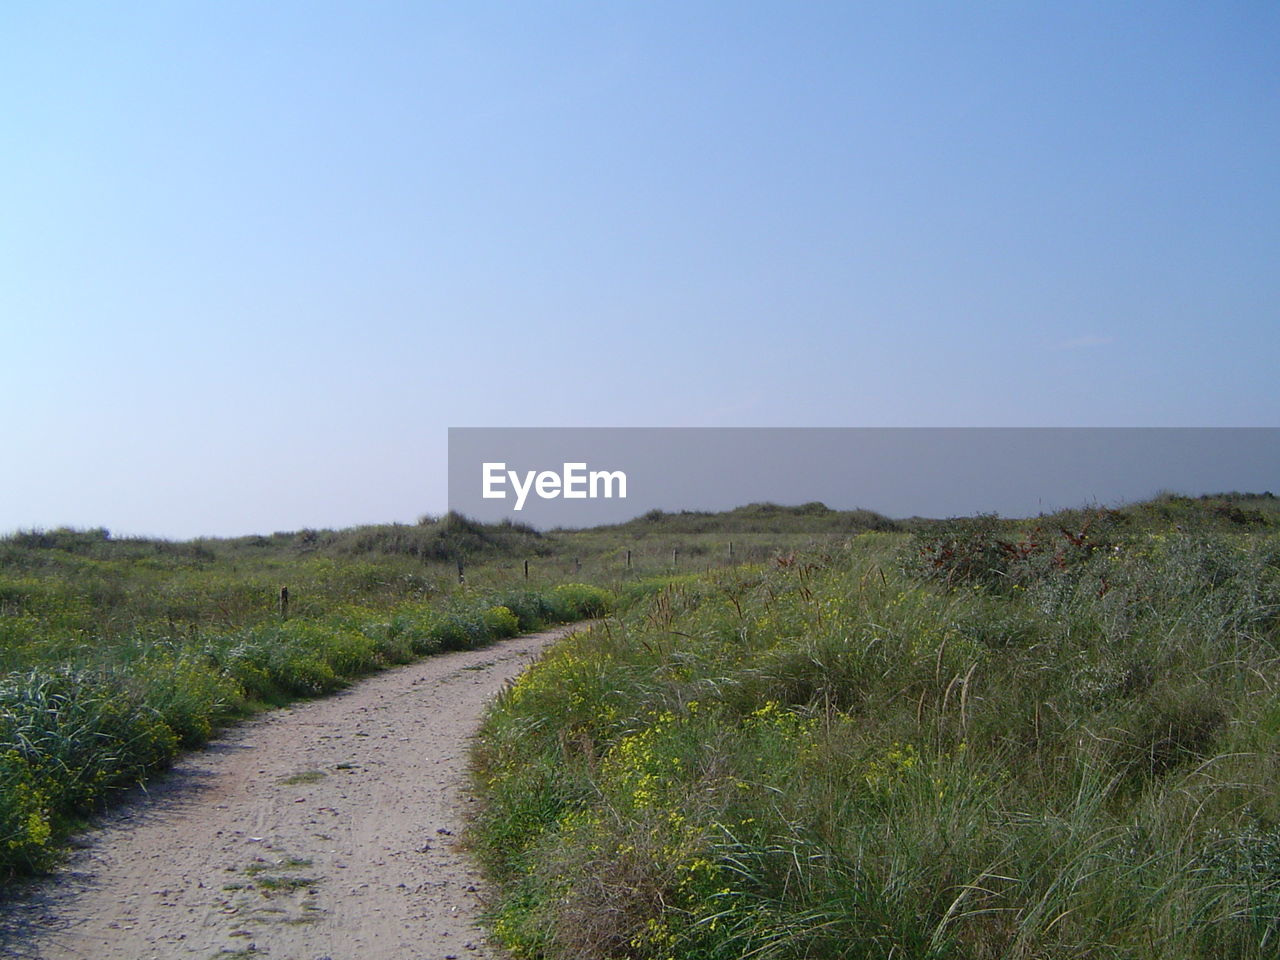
[0,624,583,960]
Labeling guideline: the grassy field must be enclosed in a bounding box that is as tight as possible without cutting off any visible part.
[0,514,618,877]
[7,491,1279,958]
[0,504,894,879]
[470,494,1280,959]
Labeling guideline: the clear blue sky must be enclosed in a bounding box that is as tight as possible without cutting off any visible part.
[3,2,1277,536]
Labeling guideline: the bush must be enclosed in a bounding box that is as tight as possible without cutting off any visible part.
[549,583,613,620]
[0,751,53,874]
[430,612,486,651]
[485,605,521,638]
[492,590,557,631]
[910,510,1124,592]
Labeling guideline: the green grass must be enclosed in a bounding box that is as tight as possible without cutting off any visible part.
[470,495,1280,959]
[0,497,883,882]
[243,857,313,875]
[251,874,318,892]
[4,486,1277,952]
[0,513,619,878]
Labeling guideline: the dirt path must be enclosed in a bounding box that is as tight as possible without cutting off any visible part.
[0,624,583,960]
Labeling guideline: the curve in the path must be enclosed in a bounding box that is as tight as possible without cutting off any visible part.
[0,623,583,960]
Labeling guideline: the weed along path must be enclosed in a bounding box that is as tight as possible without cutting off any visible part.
[0,624,584,960]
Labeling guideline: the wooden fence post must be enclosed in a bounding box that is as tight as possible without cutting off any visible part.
[279,586,289,621]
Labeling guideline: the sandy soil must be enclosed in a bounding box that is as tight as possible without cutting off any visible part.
[0,624,582,960]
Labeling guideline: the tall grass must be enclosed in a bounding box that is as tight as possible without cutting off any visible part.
[1,499,891,882]
[470,507,1280,959]
[0,576,613,877]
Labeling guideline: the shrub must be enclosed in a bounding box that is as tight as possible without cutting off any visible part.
[910,509,1124,592]
[492,590,557,631]
[549,583,613,620]
[485,605,521,638]
[0,751,53,874]
[430,612,486,651]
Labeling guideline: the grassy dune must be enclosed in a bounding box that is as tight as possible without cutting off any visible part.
[0,515,616,877]
[471,496,1280,959]
[0,503,887,879]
